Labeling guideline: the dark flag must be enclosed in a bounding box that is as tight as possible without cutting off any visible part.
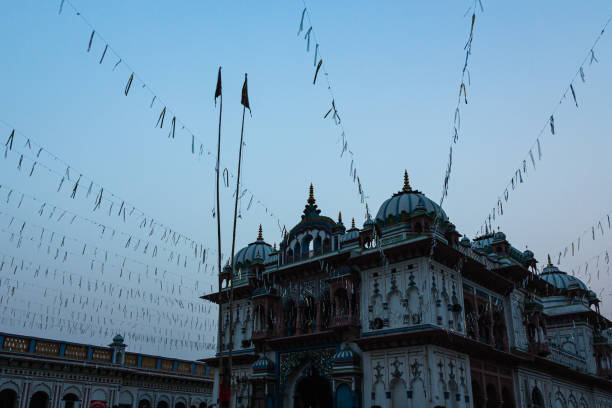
[215,67,222,106]
[241,73,251,113]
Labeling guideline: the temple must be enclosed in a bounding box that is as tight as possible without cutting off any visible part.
[201,172,612,408]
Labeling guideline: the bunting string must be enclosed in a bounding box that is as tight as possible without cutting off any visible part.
[296,0,370,219]
[479,14,612,234]
[55,0,286,238]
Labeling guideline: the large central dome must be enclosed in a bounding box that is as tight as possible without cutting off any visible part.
[375,171,448,226]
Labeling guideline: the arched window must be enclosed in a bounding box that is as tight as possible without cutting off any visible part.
[471,381,484,408]
[175,402,186,408]
[62,394,80,408]
[486,383,499,408]
[313,236,322,255]
[532,387,545,408]
[501,386,514,408]
[334,288,350,317]
[0,389,18,408]
[138,400,151,408]
[157,402,168,408]
[30,392,50,408]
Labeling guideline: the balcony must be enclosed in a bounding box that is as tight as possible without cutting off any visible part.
[329,314,360,330]
[528,341,550,356]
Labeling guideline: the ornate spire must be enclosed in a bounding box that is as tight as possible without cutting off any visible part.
[547,254,552,266]
[273,242,277,251]
[257,224,263,241]
[403,170,412,192]
[302,183,321,219]
[308,183,315,204]
[338,211,343,224]
[351,218,355,229]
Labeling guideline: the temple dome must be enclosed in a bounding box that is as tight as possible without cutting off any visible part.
[540,256,588,292]
[375,171,448,226]
[234,225,273,268]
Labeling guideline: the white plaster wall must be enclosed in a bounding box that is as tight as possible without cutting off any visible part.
[362,345,471,408]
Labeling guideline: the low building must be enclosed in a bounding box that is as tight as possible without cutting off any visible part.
[202,174,612,408]
[0,333,213,408]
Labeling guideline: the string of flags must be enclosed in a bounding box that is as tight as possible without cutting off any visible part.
[0,201,214,285]
[296,0,370,219]
[55,0,286,237]
[430,0,484,258]
[0,250,209,315]
[0,119,206,254]
[0,183,208,272]
[479,14,612,234]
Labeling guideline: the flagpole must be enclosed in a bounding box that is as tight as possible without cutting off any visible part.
[213,67,229,406]
[228,73,249,405]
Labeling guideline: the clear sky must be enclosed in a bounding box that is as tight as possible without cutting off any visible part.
[0,0,611,359]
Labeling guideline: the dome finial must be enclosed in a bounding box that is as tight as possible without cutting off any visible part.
[257,224,263,241]
[351,218,355,229]
[547,254,552,266]
[308,183,315,204]
[338,211,343,224]
[403,170,412,192]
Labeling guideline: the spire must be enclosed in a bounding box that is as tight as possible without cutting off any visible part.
[351,218,355,229]
[257,224,263,241]
[338,211,343,224]
[403,170,412,192]
[547,254,552,266]
[308,183,315,204]
[273,242,277,251]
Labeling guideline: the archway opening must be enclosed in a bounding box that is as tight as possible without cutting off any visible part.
[63,393,80,408]
[30,392,49,408]
[294,369,332,408]
[0,389,18,408]
[175,402,186,408]
[486,383,498,408]
[137,400,151,408]
[157,402,168,408]
[532,387,545,408]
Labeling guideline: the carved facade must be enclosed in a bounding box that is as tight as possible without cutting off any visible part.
[202,173,612,408]
[0,333,213,408]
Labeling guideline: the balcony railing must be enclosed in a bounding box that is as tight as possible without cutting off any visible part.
[528,341,551,356]
[329,314,360,329]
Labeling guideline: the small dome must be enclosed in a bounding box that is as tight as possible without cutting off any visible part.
[113,334,124,343]
[332,345,359,365]
[460,237,471,247]
[363,216,375,228]
[234,225,273,268]
[252,355,275,372]
[493,231,506,241]
[523,249,534,260]
[540,257,588,292]
[376,171,448,226]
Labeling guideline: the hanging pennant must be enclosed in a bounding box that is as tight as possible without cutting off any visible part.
[87,30,95,52]
[71,175,81,199]
[549,115,555,135]
[5,130,14,151]
[304,27,313,52]
[124,73,134,96]
[99,45,108,64]
[297,8,306,36]
[537,138,542,160]
[579,66,585,82]
[93,188,103,211]
[169,117,176,139]
[529,150,536,169]
[156,107,167,128]
[313,59,323,85]
[570,83,578,107]
[590,49,598,65]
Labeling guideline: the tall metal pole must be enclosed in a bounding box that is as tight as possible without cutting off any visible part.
[214,67,228,405]
[228,79,248,393]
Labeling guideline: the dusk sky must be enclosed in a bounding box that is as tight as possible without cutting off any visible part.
[1,0,612,359]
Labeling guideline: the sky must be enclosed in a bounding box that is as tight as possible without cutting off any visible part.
[0,0,612,360]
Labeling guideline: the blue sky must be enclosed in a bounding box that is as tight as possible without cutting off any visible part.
[0,0,612,358]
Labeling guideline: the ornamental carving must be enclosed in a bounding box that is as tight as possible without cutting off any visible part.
[279,347,335,389]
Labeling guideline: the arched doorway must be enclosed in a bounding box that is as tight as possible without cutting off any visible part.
[63,394,80,408]
[293,369,332,408]
[137,400,150,408]
[157,402,168,408]
[175,403,186,408]
[532,387,545,408]
[30,392,49,408]
[0,389,18,408]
